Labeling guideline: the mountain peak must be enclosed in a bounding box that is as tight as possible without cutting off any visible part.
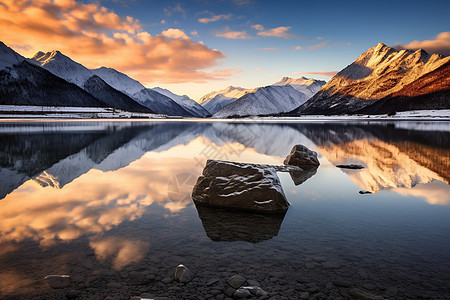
[0,41,25,69]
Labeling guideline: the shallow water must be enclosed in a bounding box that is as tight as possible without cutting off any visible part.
[0,120,449,299]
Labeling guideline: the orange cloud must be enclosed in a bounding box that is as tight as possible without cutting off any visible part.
[215,27,254,39]
[161,28,189,40]
[308,41,328,50]
[253,24,300,39]
[0,0,227,84]
[300,71,339,77]
[260,47,277,51]
[395,32,450,56]
[198,13,232,24]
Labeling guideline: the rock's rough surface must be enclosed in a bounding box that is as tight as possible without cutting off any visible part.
[284,145,320,168]
[174,264,194,283]
[44,275,71,289]
[227,274,246,289]
[192,160,289,213]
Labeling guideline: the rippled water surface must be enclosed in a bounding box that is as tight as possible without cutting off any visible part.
[0,120,449,299]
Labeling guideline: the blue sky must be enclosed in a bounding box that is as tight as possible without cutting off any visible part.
[1,0,449,100]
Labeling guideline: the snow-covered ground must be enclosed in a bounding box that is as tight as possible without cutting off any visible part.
[0,105,167,119]
[0,106,448,121]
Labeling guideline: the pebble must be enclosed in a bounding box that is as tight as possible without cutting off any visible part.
[207,278,220,286]
[299,291,310,299]
[234,287,251,298]
[226,275,246,289]
[174,264,194,283]
[349,288,384,300]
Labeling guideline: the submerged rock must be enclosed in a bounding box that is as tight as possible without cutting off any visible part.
[44,275,71,289]
[227,274,246,289]
[336,164,365,169]
[174,264,194,283]
[192,160,289,213]
[194,204,286,243]
[284,144,320,168]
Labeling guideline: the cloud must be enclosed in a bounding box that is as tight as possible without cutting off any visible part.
[215,27,254,39]
[260,47,277,51]
[252,24,301,39]
[0,0,227,84]
[254,67,263,71]
[395,32,450,56]
[164,3,186,18]
[198,13,232,24]
[308,41,328,50]
[231,0,255,5]
[294,46,302,50]
[300,71,339,77]
[191,30,199,37]
[161,28,189,40]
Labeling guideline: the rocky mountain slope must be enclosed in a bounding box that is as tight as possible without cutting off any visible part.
[292,43,450,115]
[153,87,210,117]
[31,51,151,113]
[0,42,105,107]
[91,67,195,116]
[213,77,325,118]
[199,86,251,115]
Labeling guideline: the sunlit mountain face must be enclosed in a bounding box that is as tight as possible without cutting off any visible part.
[0,121,449,299]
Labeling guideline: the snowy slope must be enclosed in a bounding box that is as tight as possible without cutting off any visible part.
[153,87,210,117]
[272,76,325,98]
[31,51,151,112]
[0,42,106,107]
[0,41,25,69]
[32,51,93,87]
[214,85,308,118]
[132,88,192,116]
[199,86,252,114]
[91,67,145,95]
[294,43,450,115]
[90,67,193,116]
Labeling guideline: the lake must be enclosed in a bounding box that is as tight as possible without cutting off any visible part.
[0,120,449,300]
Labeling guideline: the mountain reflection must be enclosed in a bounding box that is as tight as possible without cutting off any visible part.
[0,120,448,270]
[292,122,449,198]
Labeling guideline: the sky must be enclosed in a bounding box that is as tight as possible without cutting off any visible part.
[0,0,449,100]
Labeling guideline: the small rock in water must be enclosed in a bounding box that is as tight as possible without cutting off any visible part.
[44,275,71,289]
[234,287,251,298]
[359,190,372,194]
[174,264,194,283]
[227,274,246,289]
[284,144,320,168]
[336,164,364,169]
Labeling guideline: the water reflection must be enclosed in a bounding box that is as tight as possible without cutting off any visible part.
[194,204,286,243]
[0,120,449,298]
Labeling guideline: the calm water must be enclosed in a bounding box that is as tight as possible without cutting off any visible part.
[0,120,449,300]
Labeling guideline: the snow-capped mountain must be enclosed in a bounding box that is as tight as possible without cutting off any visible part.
[91,67,193,116]
[91,67,145,96]
[213,85,309,118]
[199,86,252,114]
[0,42,105,107]
[293,43,450,115]
[153,87,210,117]
[31,51,151,113]
[0,41,25,70]
[212,77,325,118]
[272,76,325,98]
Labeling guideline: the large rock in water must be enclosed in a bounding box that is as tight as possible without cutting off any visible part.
[192,160,289,213]
[284,145,320,168]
